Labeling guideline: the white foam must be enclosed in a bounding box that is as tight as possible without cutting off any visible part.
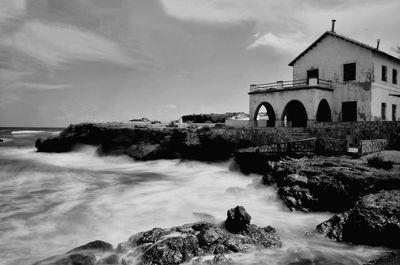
[11,130,61,135]
[0,146,387,265]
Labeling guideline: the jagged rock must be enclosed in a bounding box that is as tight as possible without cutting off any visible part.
[193,254,233,265]
[225,206,251,233]
[315,190,400,248]
[261,157,400,212]
[34,208,281,265]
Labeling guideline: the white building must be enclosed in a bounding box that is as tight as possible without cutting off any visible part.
[249,21,400,127]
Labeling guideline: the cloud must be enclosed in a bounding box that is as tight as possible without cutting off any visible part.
[0,0,25,22]
[160,0,289,24]
[248,32,308,53]
[161,104,177,110]
[1,20,132,66]
[17,82,70,90]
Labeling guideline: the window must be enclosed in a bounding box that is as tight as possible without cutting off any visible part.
[393,69,398,85]
[382,65,387,82]
[381,103,387,120]
[393,104,397,121]
[343,63,356,81]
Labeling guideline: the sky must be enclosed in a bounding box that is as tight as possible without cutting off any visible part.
[0,0,399,126]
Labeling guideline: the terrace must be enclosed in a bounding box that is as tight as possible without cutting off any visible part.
[249,78,332,93]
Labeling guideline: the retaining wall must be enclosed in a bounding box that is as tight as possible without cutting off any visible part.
[309,121,400,149]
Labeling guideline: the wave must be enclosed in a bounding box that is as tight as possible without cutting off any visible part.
[11,130,61,135]
[0,145,387,265]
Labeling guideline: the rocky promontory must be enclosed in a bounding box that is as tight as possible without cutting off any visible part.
[261,156,400,213]
[35,122,289,161]
[33,206,281,265]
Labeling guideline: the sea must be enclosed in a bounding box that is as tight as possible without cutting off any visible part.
[0,127,388,265]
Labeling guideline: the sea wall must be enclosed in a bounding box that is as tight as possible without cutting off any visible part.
[309,121,400,149]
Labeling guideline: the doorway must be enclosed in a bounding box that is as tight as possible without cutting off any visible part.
[307,69,319,84]
[342,101,357,122]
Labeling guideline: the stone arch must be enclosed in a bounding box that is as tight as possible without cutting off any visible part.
[316,99,332,122]
[254,102,276,127]
[282,100,308,127]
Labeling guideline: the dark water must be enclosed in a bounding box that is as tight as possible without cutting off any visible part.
[0,128,387,265]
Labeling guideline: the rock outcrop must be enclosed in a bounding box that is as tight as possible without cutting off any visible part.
[35,123,261,161]
[315,190,400,248]
[261,157,400,212]
[33,207,281,265]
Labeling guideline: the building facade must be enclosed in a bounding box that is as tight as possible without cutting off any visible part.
[249,26,400,127]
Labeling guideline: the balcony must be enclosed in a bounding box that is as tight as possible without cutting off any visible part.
[249,78,332,93]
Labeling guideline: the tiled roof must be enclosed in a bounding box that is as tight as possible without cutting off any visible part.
[288,31,400,66]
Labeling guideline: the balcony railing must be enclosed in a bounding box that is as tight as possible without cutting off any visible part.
[250,78,332,93]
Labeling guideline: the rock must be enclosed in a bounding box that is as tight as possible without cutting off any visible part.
[33,253,96,265]
[0,138,3,142]
[68,240,113,253]
[67,254,95,265]
[261,157,400,212]
[315,190,400,248]
[140,235,200,265]
[35,122,257,161]
[192,254,233,265]
[34,208,281,265]
[225,206,251,233]
[127,144,163,160]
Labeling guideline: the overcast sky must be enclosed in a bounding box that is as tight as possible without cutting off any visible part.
[0,0,399,126]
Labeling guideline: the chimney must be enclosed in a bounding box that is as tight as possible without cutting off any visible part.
[331,19,336,33]
[376,39,381,50]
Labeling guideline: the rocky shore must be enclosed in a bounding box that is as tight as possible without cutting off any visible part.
[35,123,400,264]
[315,190,400,248]
[261,156,400,213]
[33,206,281,265]
[35,122,283,161]
[256,154,400,264]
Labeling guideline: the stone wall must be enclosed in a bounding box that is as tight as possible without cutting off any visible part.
[360,139,388,155]
[309,121,400,149]
[238,138,317,154]
[316,138,348,155]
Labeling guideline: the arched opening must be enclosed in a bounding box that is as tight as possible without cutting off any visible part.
[316,99,332,122]
[282,100,308,127]
[254,102,276,127]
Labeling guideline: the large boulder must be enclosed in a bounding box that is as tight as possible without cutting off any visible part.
[224,206,251,233]
[315,190,400,248]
